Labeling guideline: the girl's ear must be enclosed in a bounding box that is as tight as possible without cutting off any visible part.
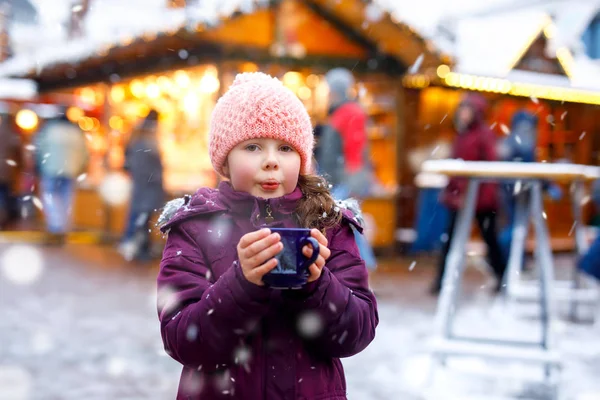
[222,161,230,178]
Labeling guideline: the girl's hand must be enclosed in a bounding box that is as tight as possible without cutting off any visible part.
[302,229,332,283]
[237,228,282,286]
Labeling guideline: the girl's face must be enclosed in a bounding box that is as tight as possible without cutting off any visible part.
[224,138,301,199]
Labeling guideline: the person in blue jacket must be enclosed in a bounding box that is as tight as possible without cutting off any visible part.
[578,179,600,281]
[499,110,562,264]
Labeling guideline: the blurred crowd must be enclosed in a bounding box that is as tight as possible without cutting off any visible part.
[1,67,600,287]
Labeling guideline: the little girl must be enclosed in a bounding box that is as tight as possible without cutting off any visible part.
[156,72,378,399]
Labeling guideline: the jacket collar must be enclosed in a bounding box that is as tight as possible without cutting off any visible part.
[217,181,303,218]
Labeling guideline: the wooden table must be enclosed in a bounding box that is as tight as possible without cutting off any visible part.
[419,160,593,377]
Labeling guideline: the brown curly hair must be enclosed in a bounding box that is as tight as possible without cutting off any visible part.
[295,174,342,231]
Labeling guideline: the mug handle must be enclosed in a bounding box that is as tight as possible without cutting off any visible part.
[300,237,320,270]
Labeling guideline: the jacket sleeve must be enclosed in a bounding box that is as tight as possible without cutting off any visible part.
[157,222,272,370]
[282,220,378,358]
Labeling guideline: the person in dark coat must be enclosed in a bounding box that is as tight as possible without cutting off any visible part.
[156,72,377,399]
[119,110,165,261]
[0,113,22,229]
[431,93,507,294]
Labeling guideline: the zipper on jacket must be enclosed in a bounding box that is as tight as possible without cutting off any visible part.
[264,201,274,224]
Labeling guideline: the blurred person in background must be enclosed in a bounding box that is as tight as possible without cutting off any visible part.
[498,110,562,266]
[431,94,506,295]
[578,179,600,282]
[118,110,165,262]
[408,139,452,254]
[35,110,88,244]
[0,112,22,229]
[315,67,377,272]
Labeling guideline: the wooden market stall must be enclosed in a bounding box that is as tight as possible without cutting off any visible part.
[399,16,600,250]
[0,0,444,248]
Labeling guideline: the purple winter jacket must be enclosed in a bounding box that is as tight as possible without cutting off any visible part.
[157,182,378,400]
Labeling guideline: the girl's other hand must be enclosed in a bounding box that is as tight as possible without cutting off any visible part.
[303,229,331,283]
[237,228,282,286]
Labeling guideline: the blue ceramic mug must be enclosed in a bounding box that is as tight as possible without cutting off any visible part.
[262,228,320,289]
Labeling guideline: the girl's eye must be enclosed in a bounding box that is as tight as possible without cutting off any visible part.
[280,145,293,152]
[245,144,260,152]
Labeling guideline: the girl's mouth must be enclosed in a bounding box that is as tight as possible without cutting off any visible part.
[261,181,280,191]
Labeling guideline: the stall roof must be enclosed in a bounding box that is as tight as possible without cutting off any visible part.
[430,0,600,91]
[1,0,278,78]
[1,0,442,81]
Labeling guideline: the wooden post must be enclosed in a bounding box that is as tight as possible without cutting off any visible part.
[0,2,12,61]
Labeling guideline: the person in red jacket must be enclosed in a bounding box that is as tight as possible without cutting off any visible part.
[430,94,506,294]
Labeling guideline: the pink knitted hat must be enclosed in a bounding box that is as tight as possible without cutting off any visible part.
[209,72,314,176]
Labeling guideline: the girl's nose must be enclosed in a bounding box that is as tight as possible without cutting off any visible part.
[263,150,279,170]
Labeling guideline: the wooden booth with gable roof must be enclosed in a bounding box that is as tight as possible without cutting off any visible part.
[0,0,445,249]
[401,8,600,250]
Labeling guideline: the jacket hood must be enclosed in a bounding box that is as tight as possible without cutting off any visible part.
[458,93,488,128]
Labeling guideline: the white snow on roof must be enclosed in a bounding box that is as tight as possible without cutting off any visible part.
[453,10,548,77]
[0,78,37,99]
[373,0,513,38]
[3,0,600,93]
[0,0,268,78]
[437,0,600,92]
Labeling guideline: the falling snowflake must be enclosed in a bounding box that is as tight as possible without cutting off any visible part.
[408,54,424,74]
[99,172,132,206]
[580,131,587,140]
[561,111,568,120]
[77,173,87,183]
[328,302,337,313]
[297,311,323,339]
[530,96,539,104]
[156,285,180,316]
[186,324,199,341]
[207,309,215,315]
[500,124,510,134]
[106,357,127,377]
[364,3,384,22]
[542,211,547,219]
[31,331,54,354]
[569,221,577,236]
[5,159,16,166]
[1,245,44,285]
[176,250,182,256]
[234,345,252,365]
[409,261,417,271]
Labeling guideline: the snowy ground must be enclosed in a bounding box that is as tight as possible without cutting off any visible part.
[1,243,599,400]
